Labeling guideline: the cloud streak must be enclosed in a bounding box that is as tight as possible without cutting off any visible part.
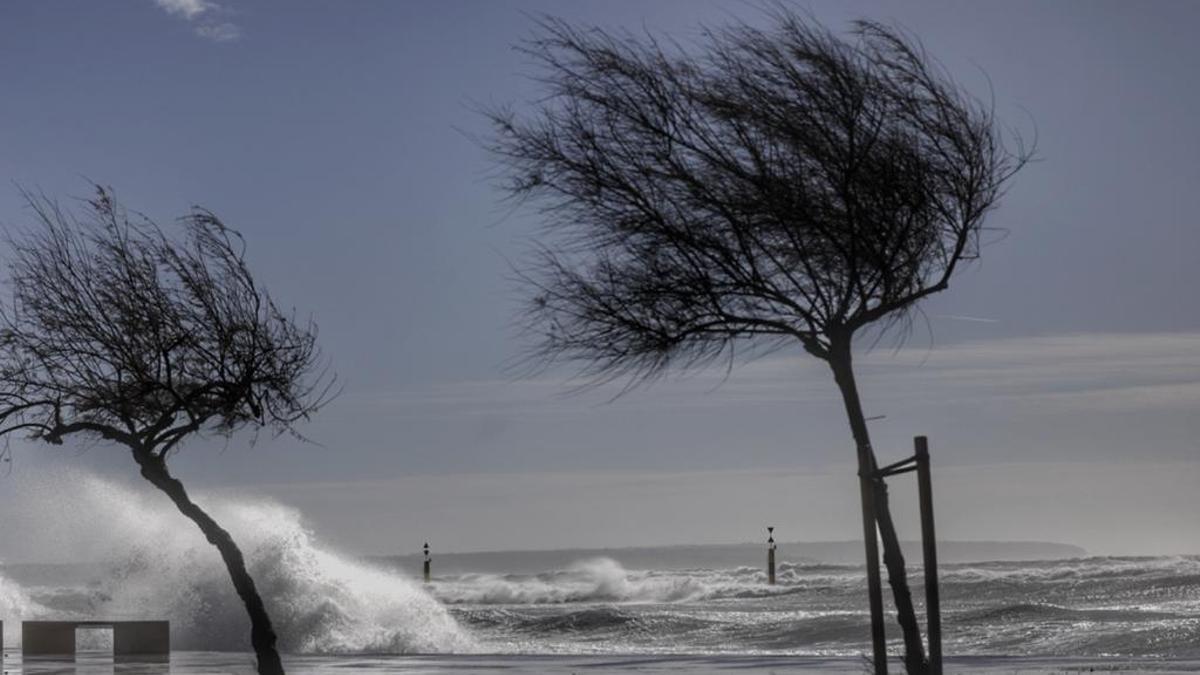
[153,0,241,42]
[369,330,1200,417]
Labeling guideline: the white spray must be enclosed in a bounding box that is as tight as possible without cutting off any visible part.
[0,470,475,654]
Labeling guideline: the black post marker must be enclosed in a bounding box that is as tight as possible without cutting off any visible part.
[767,526,777,585]
[423,542,431,584]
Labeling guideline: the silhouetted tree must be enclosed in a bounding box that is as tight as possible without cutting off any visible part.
[0,187,335,675]
[487,11,1028,674]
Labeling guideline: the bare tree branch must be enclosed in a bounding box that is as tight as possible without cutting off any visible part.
[486,12,1030,385]
[0,186,336,456]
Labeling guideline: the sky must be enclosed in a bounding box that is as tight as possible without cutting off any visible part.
[0,0,1199,559]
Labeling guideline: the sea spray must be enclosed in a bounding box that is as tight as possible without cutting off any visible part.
[430,559,852,606]
[0,569,43,618]
[0,471,475,654]
[432,558,711,605]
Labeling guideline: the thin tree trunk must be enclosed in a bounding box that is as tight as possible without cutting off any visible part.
[872,470,928,675]
[131,448,286,675]
[828,341,928,675]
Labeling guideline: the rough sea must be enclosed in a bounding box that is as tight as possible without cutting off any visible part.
[0,475,1197,673]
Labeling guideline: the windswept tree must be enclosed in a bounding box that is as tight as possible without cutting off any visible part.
[0,187,335,675]
[487,11,1028,674]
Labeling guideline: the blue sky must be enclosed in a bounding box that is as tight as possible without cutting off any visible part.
[1,1,1199,557]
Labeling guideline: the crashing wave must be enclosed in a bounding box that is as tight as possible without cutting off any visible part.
[0,472,474,654]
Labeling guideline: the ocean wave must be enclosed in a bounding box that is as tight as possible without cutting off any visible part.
[431,558,841,605]
[433,558,710,604]
[0,571,43,618]
[942,555,1200,583]
[957,601,1186,624]
[0,472,474,655]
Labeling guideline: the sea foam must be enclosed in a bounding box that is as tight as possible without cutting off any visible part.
[0,471,474,654]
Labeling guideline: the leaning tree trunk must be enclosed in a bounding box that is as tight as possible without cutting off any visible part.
[828,341,928,675]
[131,448,286,675]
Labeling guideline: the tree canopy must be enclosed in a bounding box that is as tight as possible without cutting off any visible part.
[0,187,334,456]
[489,13,1029,383]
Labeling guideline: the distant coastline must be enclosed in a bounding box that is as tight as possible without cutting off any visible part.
[375,540,1089,575]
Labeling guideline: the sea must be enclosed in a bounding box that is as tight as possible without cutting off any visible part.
[0,476,1197,673]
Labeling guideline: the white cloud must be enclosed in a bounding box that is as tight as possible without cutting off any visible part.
[155,0,211,20]
[858,331,1200,413]
[153,0,242,42]
[930,314,1000,324]
[195,22,242,42]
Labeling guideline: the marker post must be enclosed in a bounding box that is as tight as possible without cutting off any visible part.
[423,542,431,584]
[767,526,777,585]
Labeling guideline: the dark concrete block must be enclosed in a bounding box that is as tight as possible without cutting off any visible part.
[113,621,170,661]
[21,621,77,660]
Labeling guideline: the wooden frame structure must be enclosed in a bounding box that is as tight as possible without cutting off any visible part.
[872,436,943,675]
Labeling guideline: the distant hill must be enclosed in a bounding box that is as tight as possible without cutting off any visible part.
[374,540,1087,575]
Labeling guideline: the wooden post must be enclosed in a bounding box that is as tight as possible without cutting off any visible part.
[423,542,431,583]
[915,436,942,675]
[767,526,777,585]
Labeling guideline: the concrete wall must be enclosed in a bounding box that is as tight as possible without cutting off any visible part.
[113,621,170,661]
[21,621,76,659]
[21,621,169,661]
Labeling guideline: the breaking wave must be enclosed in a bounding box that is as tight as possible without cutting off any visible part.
[433,559,850,606]
[0,472,474,654]
[437,555,1200,656]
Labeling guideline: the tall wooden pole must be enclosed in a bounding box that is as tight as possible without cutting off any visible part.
[915,437,942,675]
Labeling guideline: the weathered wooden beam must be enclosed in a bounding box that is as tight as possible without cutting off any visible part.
[915,436,943,675]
